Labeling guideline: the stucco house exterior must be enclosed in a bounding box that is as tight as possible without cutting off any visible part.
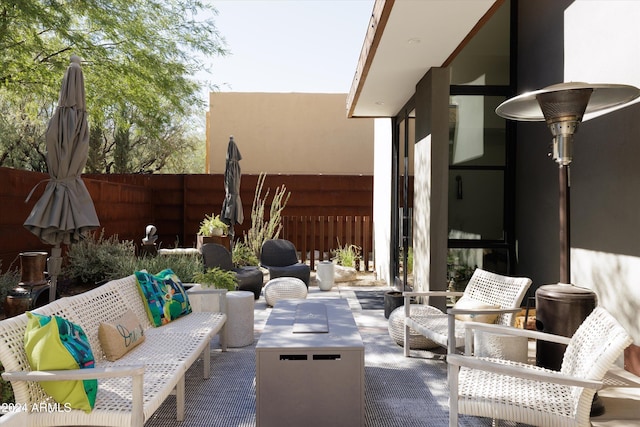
[348,0,640,371]
[207,92,374,175]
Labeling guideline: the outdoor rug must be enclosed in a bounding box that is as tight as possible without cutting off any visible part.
[355,290,386,310]
[144,332,517,427]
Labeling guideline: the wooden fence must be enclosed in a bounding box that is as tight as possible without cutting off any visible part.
[0,168,373,272]
[282,216,373,271]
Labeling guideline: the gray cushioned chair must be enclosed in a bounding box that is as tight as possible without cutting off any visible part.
[260,239,310,287]
[201,243,264,299]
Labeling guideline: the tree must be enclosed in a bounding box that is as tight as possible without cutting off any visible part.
[0,0,226,173]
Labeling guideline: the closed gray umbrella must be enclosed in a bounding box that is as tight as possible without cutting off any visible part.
[221,136,243,245]
[24,55,100,301]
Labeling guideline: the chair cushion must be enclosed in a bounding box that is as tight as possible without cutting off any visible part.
[24,312,97,412]
[260,239,299,267]
[453,295,500,323]
[135,269,192,327]
[99,309,146,361]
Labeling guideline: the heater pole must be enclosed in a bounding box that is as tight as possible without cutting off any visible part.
[559,164,570,284]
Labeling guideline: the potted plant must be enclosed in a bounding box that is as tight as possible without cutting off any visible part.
[197,214,229,249]
[193,267,238,291]
[199,214,228,237]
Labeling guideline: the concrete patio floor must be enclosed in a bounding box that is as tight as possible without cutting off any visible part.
[145,272,640,426]
[298,281,640,427]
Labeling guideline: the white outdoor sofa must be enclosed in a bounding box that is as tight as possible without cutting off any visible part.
[0,274,227,427]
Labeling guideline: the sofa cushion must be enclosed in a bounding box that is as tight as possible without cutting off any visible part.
[135,269,192,327]
[99,309,146,361]
[453,295,500,324]
[24,312,97,412]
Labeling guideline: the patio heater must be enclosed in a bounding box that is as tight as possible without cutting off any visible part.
[496,82,639,415]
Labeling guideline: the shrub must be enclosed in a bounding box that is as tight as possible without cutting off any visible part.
[232,240,259,267]
[0,260,20,315]
[331,240,361,268]
[65,230,204,284]
[64,230,135,285]
[126,254,204,283]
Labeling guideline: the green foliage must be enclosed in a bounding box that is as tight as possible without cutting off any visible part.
[64,230,136,284]
[244,173,291,260]
[65,230,204,284]
[447,249,476,282]
[1,360,14,404]
[0,260,21,317]
[331,240,362,268]
[0,0,227,173]
[119,253,204,284]
[0,261,19,403]
[193,267,237,291]
[198,214,228,237]
[231,240,259,267]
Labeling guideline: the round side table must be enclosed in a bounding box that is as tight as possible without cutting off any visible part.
[227,291,255,348]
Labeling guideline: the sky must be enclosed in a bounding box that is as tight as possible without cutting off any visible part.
[196,0,375,102]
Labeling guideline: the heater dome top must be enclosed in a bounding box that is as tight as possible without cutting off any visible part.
[496,82,640,122]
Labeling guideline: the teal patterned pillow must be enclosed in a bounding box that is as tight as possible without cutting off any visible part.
[135,269,192,327]
[24,312,97,412]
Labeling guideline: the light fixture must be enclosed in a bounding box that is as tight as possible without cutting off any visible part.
[496,82,640,284]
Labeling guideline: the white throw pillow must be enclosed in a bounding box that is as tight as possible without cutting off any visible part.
[453,295,500,323]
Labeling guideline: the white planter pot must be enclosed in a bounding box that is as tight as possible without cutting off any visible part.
[316,261,335,291]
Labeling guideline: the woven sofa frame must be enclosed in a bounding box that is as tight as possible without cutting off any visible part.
[0,274,227,427]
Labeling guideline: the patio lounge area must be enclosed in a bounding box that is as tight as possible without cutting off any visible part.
[141,274,640,427]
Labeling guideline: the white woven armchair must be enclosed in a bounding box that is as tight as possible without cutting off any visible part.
[403,268,532,356]
[447,306,632,427]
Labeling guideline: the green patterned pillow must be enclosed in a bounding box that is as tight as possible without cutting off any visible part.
[24,312,97,412]
[135,269,192,327]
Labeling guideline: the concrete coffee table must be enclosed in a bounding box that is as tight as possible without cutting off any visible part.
[256,298,364,427]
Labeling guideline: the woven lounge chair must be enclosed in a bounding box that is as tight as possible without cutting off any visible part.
[447,306,632,427]
[403,268,532,357]
[260,239,310,287]
[202,243,264,299]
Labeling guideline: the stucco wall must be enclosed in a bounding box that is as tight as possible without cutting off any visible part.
[207,92,374,175]
[373,118,392,285]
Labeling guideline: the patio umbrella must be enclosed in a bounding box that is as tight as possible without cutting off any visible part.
[220,136,243,246]
[24,55,100,302]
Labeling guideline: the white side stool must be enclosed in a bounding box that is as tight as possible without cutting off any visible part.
[226,291,255,348]
[264,277,308,307]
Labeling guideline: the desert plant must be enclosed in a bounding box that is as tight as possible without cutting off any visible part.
[64,229,136,285]
[118,253,204,283]
[0,260,20,315]
[198,214,228,236]
[232,240,259,267]
[244,172,291,259]
[331,240,361,268]
[193,267,238,291]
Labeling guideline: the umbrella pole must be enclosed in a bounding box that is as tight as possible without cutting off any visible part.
[48,245,62,302]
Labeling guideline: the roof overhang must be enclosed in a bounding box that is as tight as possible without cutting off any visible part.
[347,0,502,118]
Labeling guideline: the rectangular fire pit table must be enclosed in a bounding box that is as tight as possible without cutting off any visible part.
[256,298,365,427]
